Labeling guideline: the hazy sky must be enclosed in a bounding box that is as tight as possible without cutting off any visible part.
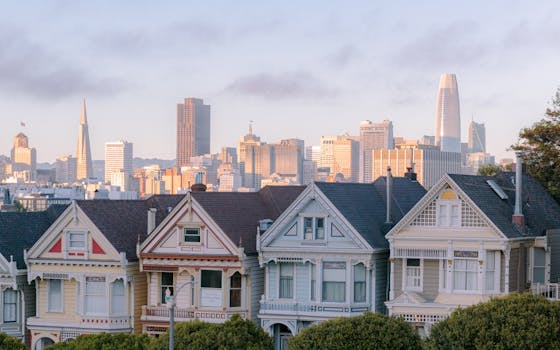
[1,1,558,162]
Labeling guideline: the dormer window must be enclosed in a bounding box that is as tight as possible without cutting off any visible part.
[303,217,325,240]
[67,232,86,250]
[437,188,461,227]
[183,228,201,243]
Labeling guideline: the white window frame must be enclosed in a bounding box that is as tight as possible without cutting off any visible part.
[228,272,242,309]
[182,227,201,244]
[301,216,327,240]
[111,279,126,315]
[47,279,64,313]
[310,263,316,301]
[438,259,448,291]
[85,276,107,316]
[452,258,479,293]
[322,261,346,303]
[485,251,501,293]
[436,200,461,227]
[66,230,87,251]
[530,247,547,285]
[278,263,294,299]
[402,258,423,292]
[353,263,367,303]
[200,269,223,308]
[3,288,18,323]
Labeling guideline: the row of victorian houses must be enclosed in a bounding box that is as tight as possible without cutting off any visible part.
[1,166,560,350]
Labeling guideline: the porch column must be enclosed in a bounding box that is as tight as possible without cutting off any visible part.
[504,247,511,293]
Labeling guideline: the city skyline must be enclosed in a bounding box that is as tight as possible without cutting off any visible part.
[1,1,559,163]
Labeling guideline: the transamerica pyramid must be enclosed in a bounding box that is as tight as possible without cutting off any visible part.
[76,97,93,180]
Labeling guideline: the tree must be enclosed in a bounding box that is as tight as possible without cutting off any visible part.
[149,314,273,350]
[426,293,560,350]
[47,333,151,350]
[287,312,421,350]
[512,88,560,202]
[0,333,25,350]
[477,163,502,176]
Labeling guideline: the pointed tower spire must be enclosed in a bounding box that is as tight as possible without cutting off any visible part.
[76,98,93,180]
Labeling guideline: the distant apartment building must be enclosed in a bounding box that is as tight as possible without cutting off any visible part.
[11,132,37,182]
[176,98,211,167]
[302,159,316,185]
[274,139,304,184]
[468,121,486,153]
[359,120,394,183]
[218,169,242,192]
[371,145,462,188]
[319,136,337,172]
[55,155,77,183]
[332,136,359,182]
[104,141,133,182]
[218,147,238,167]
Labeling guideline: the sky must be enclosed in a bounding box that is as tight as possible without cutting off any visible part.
[0,1,558,163]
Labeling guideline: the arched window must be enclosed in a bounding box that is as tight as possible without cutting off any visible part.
[229,272,242,308]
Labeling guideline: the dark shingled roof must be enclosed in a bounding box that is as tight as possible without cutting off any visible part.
[77,195,184,261]
[0,204,68,269]
[191,186,306,254]
[448,172,560,238]
[315,177,426,249]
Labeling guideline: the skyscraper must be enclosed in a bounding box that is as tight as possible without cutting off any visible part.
[274,138,304,184]
[435,74,461,153]
[359,119,394,183]
[104,140,133,182]
[468,120,486,153]
[176,98,211,167]
[11,132,37,182]
[76,98,93,180]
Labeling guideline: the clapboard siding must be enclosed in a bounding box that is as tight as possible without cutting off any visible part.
[268,264,278,299]
[295,263,309,301]
[246,255,264,323]
[423,260,439,300]
[393,259,403,297]
[375,251,388,313]
[129,264,146,334]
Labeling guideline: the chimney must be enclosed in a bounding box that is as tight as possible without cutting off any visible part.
[405,163,417,181]
[512,154,525,230]
[147,208,157,234]
[386,166,393,224]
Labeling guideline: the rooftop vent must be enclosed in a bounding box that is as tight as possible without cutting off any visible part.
[487,180,508,200]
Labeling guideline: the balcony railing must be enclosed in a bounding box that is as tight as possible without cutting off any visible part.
[259,299,370,316]
[141,305,247,323]
[531,283,560,301]
[27,315,132,331]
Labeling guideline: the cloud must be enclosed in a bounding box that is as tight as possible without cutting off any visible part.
[225,71,338,100]
[326,45,362,68]
[393,21,492,68]
[0,26,124,99]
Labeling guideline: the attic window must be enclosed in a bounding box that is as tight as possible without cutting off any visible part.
[487,180,508,200]
[67,232,86,250]
[183,228,201,243]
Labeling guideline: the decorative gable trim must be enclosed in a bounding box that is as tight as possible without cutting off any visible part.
[386,175,507,239]
[48,239,62,253]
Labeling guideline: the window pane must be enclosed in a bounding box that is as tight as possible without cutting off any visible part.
[354,264,366,303]
[315,218,325,239]
[184,228,200,242]
[323,262,346,302]
[111,280,125,314]
[304,218,313,240]
[201,270,222,288]
[3,289,17,322]
[279,264,293,299]
[310,264,316,301]
[323,282,345,302]
[407,259,420,267]
[534,248,546,266]
[69,233,85,248]
[86,277,106,314]
[229,273,241,307]
[230,272,241,289]
[48,280,62,312]
[534,268,545,284]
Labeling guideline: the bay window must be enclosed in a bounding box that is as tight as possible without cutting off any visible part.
[111,279,126,314]
[85,277,106,315]
[3,289,17,322]
[322,262,346,302]
[48,279,63,312]
[453,259,478,291]
[229,272,241,308]
[160,272,174,304]
[405,259,422,291]
[310,264,316,301]
[279,263,294,299]
[354,263,366,303]
[201,270,222,308]
[533,248,546,284]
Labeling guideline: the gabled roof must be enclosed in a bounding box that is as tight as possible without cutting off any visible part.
[191,186,305,254]
[448,172,560,238]
[0,205,67,269]
[315,177,426,249]
[77,195,184,261]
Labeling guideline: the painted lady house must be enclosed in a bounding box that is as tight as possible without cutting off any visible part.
[385,165,560,335]
[0,205,66,346]
[257,171,426,349]
[139,186,304,335]
[25,196,182,350]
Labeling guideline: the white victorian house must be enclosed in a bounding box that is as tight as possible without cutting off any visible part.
[385,170,560,335]
[258,175,426,349]
[139,186,304,335]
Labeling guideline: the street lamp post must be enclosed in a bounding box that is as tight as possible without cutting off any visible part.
[166,276,195,350]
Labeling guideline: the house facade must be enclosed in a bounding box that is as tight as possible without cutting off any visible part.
[258,177,426,349]
[139,186,304,335]
[385,172,560,335]
[25,196,182,350]
[0,206,66,346]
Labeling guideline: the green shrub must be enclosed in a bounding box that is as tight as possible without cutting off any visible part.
[287,312,422,350]
[0,332,25,350]
[47,332,151,350]
[426,293,560,350]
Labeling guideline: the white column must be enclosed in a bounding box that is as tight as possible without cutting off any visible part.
[345,259,352,304]
[317,259,323,302]
[504,248,511,293]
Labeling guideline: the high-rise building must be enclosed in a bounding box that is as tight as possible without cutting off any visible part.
[359,119,394,183]
[55,155,77,183]
[435,74,461,153]
[274,138,304,184]
[332,137,359,182]
[176,98,211,167]
[468,121,486,153]
[76,98,93,180]
[319,135,338,172]
[371,145,462,189]
[11,132,37,182]
[238,125,263,188]
[104,140,133,182]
